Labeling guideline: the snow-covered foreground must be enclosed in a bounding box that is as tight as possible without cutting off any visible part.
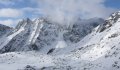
[0,51,105,70]
[0,51,85,70]
[0,51,54,70]
[0,42,120,70]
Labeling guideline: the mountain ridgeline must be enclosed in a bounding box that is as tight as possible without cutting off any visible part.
[0,17,104,53]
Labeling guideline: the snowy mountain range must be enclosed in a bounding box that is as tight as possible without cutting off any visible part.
[0,17,103,53]
[0,11,120,70]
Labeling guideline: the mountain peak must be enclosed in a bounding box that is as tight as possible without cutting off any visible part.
[107,11,120,23]
[15,18,33,30]
[34,17,46,24]
[97,11,120,32]
[23,18,33,24]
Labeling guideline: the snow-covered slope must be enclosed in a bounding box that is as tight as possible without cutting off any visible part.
[56,11,120,70]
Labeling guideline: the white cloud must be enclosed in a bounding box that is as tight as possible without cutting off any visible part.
[0,8,23,18]
[33,0,117,25]
[0,19,21,27]
[0,0,24,5]
[0,0,117,27]
[0,0,14,5]
[22,7,41,14]
[0,19,14,27]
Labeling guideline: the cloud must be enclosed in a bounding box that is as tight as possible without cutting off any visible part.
[0,0,14,5]
[0,8,23,18]
[0,19,21,27]
[22,7,41,14]
[0,0,118,27]
[32,0,117,25]
[0,19,14,27]
[0,0,23,6]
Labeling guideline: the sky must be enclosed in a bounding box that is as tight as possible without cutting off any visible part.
[0,0,119,27]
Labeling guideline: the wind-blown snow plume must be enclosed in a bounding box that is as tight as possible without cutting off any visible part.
[33,0,116,25]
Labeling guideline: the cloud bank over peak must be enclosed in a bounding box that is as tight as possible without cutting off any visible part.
[0,0,118,27]
[32,0,116,24]
[0,19,21,27]
[0,8,23,18]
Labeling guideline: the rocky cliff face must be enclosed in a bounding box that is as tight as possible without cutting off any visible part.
[64,18,104,43]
